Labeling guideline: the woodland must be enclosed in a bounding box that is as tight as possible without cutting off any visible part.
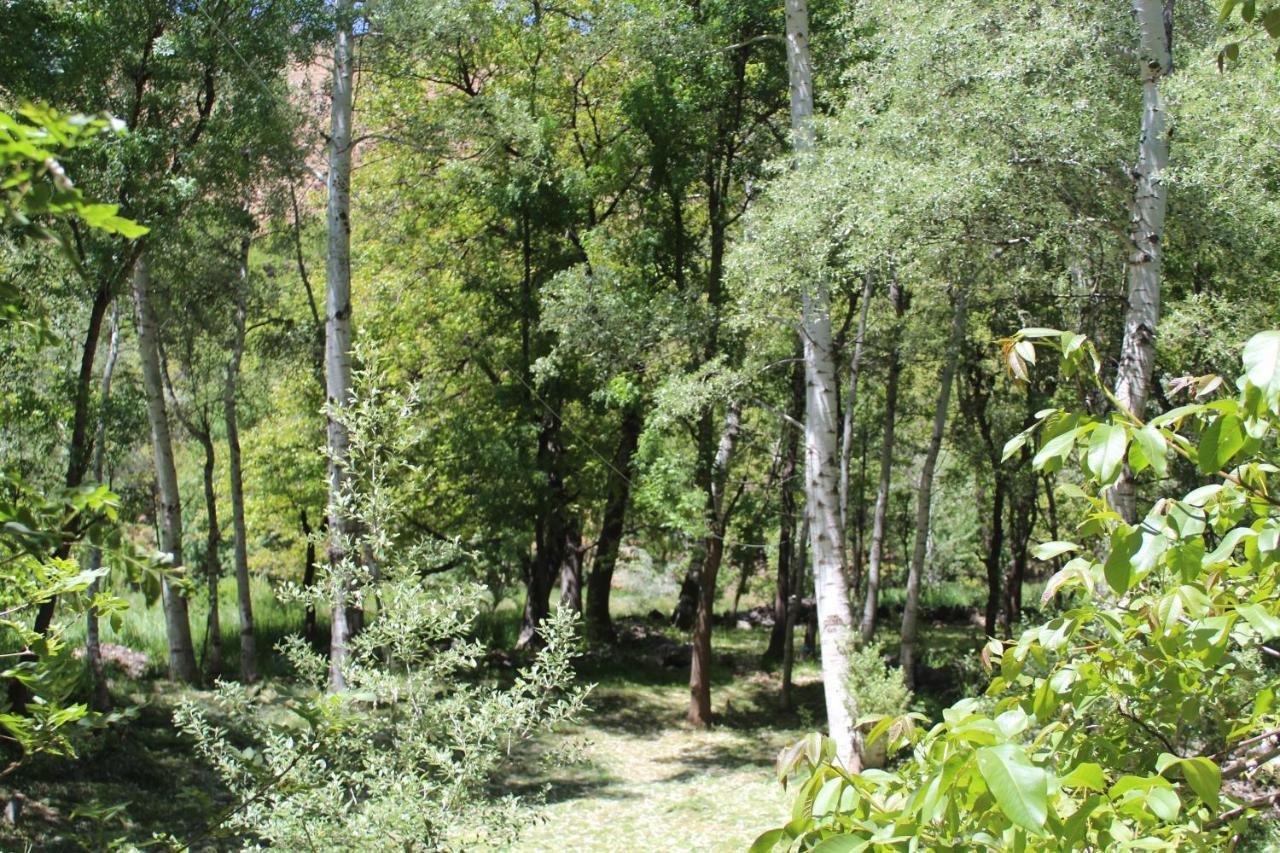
[3,0,1280,849]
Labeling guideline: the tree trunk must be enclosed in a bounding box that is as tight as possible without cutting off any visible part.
[688,401,742,728]
[983,479,1006,637]
[851,426,869,598]
[860,278,906,643]
[301,509,318,645]
[1002,476,1038,636]
[32,281,114,639]
[840,273,873,567]
[900,292,965,688]
[585,403,643,642]
[225,239,257,682]
[787,0,861,772]
[517,403,572,650]
[85,304,121,711]
[765,354,804,663]
[132,255,198,683]
[326,0,357,691]
[559,517,584,614]
[1114,0,1173,523]
[196,429,222,678]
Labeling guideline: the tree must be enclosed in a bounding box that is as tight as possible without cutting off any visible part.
[1113,0,1175,523]
[325,0,359,690]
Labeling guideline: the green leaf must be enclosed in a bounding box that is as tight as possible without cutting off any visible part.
[1237,603,1280,639]
[1033,426,1083,471]
[1060,762,1106,792]
[748,828,785,853]
[811,837,865,853]
[1199,415,1245,474]
[1243,331,1280,393]
[1086,424,1126,485]
[1268,9,1280,37]
[1178,757,1221,809]
[1132,426,1168,479]
[1104,527,1141,595]
[975,744,1048,834]
[1031,541,1078,561]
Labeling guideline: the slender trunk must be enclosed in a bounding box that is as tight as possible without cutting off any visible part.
[301,509,318,645]
[781,514,808,709]
[900,292,966,688]
[860,278,906,643]
[839,274,873,564]
[851,426,869,597]
[196,429,222,678]
[326,0,357,691]
[32,282,114,638]
[765,354,804,663]
[225,239,257,681]
[983,479,1006,637]
[585,403,642,642]
[786,0,860,772]
[1002,477,1038,636]
[688,401,741,728]
[559,517,583,614]
[132,255,198,683]
[518,404,572,649]
[85,305,121,711]
[1114,0,1173,523]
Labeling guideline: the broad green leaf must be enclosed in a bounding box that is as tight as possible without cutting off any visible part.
[1199,415,1244,474]
[1033,426,1083,470]
[975,744,1048,834]
[1104,527,1141,595]
[1086,424,1126,484]
[1178,757,1221,809]
[1060,762,1106,792]
[1132,426,1168,478]
[810,835,866,852]
[1237,603,1280,639]
[1031,541,1078,561]
[749,828,785,853]
[1243,331,1280,394]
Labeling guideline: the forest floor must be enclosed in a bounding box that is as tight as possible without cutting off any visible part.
[499,627,829,852]
[1,603,985,851]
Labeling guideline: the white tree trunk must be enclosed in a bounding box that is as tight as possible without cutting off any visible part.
[326,0,357,691]
[225,235,258,682]
[85,304,121,710]
[131,254,198,683]
[1114,0,1172,523]
[900,291,966,688]
[786,0,860,772]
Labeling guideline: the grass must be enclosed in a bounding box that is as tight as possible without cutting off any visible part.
[4,570,993,851]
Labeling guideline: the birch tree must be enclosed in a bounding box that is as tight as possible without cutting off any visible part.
[131,254,199,683]
[85,305,122,710]
[787,0,860,770]
[326,0,359,690]
[1113,0,1174,523]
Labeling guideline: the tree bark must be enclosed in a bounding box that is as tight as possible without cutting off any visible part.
[85,304,121,711]
[585,403,643,642]
[301,509,318,645]
[860,278,906,643]
[1002,476,1038,636]
[982,480,1006,637]
[900,292,966,688]
[132,254,198,683]
[688,401,742,728]
[326,0,358,691]
[225,236,257,682]
[1114,0,1173,523]
[840,274,873,567]
[195,427,222,678]
[558,517,584,614]
[517,403,573,650]
[766,354,805,663]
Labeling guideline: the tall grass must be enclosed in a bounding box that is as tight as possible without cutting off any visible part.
[61,576,314,680]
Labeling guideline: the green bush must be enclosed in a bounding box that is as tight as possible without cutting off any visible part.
[758,330,1280,850]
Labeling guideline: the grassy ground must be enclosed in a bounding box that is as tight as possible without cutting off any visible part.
[2,573,990,851]
[500,628,829,853]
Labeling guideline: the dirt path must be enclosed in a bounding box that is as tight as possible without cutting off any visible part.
[505,669,822,852]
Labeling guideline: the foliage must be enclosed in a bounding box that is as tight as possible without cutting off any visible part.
[759,330,1280,850]
[0,103,144,766]
[175,360,587,848]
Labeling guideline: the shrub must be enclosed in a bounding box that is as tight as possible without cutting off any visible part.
[757,330,1280,850]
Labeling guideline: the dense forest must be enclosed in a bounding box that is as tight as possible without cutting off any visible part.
[3,0,1280,848]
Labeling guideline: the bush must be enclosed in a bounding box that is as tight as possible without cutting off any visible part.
[758,330,1280,850]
